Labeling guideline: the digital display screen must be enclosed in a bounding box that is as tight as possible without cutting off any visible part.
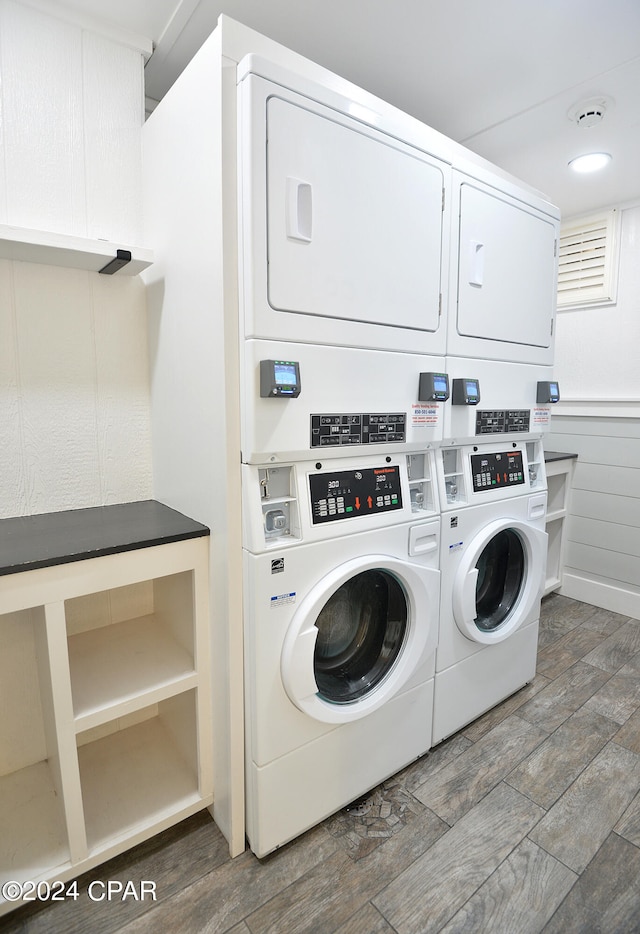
[260,359,301,397]
[434,376,448,393]
[274,364,297,385]
[470,450,525,493]
[466,380,479,397]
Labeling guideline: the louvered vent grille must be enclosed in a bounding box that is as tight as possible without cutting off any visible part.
[557,210,618,307]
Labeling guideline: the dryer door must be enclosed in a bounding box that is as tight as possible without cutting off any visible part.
[239,73,449,353]
[281,555,439,724]
[452,519,547,644]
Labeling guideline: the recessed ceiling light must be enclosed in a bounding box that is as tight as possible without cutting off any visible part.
[568,153,612,174]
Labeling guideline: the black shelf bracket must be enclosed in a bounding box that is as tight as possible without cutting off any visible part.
[99,249,132,275]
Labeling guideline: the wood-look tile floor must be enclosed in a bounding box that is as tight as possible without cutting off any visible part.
[4,593,640,934]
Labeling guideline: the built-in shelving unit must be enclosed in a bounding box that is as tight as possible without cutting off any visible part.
[0,224,153,275]
[543,452,577,595]
[0,501,212,915]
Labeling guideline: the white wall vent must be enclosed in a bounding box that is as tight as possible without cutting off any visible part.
[557,209,619,308]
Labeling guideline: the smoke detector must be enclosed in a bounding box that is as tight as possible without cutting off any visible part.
[568,96,613,128]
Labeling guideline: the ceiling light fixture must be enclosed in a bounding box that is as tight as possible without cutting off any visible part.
[568,152,612,174]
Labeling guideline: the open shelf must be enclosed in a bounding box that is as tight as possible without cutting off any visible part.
[0,761,70,889]
[0,504,212,915]
[78,696,202,854]
[68,614,197,731]
[0,223,153,275]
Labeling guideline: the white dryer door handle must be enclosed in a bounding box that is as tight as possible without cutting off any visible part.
[460,566,479,625]
[468,239,484,286]
[283,626,318,700]
[286,177,313,242]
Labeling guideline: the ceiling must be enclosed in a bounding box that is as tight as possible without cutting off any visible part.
[59,0,640,220]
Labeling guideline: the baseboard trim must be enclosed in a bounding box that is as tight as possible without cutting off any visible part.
[559,571,640,619]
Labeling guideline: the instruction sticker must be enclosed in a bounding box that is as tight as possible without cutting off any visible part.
[270,592,296,609]
[533,406,551,428]
[412,403,440,427]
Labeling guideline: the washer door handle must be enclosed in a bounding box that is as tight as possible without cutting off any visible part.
[461,566,479,624]
[283,626,318,700]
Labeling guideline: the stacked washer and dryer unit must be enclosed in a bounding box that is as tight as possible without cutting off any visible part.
[238,57,560,856]
[238,59,452,857]
[433,168,561,744]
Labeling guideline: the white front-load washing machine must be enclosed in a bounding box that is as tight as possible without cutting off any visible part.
[433,439,548,744]
[243,452,440,857]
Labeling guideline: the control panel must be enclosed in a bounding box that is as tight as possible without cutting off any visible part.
[470,450,525,493]
[475,409,530,434]
[310,413,406,448]
[309,465,403,524]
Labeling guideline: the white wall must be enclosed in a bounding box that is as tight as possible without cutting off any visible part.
[0,0,152,518]
[548,201,640,616]
[553,203,640,405]
[0,0,145,243]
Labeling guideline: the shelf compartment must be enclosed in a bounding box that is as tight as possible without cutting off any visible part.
[68,613,197,731]
[0,607,72,896]
[65,571,197,731]
[0,223,153,275]
[78,693,203,854]
[0,761,70,892]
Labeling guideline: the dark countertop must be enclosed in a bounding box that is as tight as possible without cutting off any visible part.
[0,500,209,577]
[544,450,578,463]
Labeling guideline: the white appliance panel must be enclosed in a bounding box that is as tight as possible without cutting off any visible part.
[239,74,450,353]
[242,341,446,463]
[243,510,440,855]
[267,95,444,331]
[247,680,432,858]
[441,358,554,444]
[432,621,538,745]
[433,491,547,744]
[451,178,559,364]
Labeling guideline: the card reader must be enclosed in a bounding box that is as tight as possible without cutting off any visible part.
[260,360,301,397]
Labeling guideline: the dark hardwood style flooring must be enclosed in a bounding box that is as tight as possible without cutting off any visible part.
[4,593,640,933]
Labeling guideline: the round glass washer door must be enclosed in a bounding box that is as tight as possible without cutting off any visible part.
[281,555,438,724]
[452,519,547,645]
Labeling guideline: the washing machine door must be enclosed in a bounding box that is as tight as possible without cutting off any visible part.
[452,519,547,644]
[281,555,439,724]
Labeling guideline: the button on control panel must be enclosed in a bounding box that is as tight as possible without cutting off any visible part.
[311,413,406,448]
[309,465,403,524]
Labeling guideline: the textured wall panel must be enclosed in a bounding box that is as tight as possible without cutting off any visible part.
[92,274,153,505]
[0,0,86,234]
[13,262,101,513]
[82,31,144,244]
[1,262,153,519]
[0,260,26,512]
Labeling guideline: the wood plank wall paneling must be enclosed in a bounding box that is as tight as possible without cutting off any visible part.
[548,416,640,615]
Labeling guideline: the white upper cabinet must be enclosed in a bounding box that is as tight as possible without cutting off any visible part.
[449,174,560,364]
[239,72,450,353]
